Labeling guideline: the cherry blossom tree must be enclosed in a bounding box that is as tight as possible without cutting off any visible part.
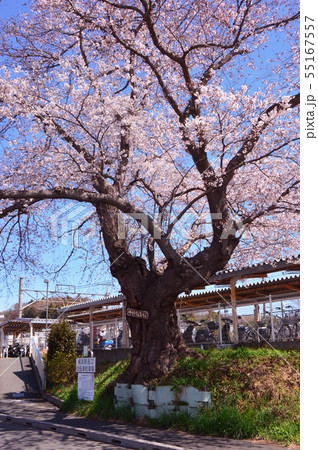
[0,0,299,382]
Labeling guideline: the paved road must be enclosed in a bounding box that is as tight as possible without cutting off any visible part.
[0,357,292,449]
[0,356,39,399]
[0,417,125,450]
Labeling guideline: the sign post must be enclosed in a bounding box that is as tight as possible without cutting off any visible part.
[76,357,96,401]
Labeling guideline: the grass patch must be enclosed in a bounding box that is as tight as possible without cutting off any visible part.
[48,347,299,446]
[158,347,300,416]
[146,405,299,445]
[49,359,134,422]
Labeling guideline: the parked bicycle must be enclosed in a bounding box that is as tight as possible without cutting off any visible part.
[238,323,258,343]
[182,320,197,344]
[195,319,219,347]
[182,318,219,346]
[238,312,279,343]
[275,306,300,341]
[221,317,232,343]
[291,309,300,340]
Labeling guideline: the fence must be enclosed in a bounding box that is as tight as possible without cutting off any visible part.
[179,302,300,347]
[72,300,300,352]
[75,319,126,353]
[30,338,46,390]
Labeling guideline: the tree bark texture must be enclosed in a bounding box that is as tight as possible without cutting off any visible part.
[123,296,188,383]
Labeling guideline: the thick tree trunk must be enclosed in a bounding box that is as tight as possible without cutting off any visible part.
[96,203,190,382]
[121,296,189,383]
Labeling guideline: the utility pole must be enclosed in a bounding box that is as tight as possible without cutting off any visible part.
[44,279,49,349]
[18,277,23,318]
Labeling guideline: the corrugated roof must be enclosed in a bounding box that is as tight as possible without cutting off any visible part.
[0,318,61,333]
[56,257,300,317]
[207,255,299,284]
[180,274,300,300]
[59,294,124,313]
[218,254,299,273]
[0,318,59,327]
[59,274,299,324]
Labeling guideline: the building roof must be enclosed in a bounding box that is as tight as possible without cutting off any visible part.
[179,274,299,310]
[0,318,60,334]
[59,294,125,314]
[67,307,123,323]
[206,255,300,285]
[63,274,299,324]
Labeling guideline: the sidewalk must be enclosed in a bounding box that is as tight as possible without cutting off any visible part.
[0,397,287,450]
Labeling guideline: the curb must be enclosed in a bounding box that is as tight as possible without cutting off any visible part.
[0,413,184,450]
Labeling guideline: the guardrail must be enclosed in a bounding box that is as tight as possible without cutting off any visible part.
[30,338,46,391]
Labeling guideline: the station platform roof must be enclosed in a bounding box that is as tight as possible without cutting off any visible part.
[0,318,59,334]
[61,273,299,324]
[206,255,299,285]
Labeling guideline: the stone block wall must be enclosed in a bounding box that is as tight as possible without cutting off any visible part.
[114,383,211,419]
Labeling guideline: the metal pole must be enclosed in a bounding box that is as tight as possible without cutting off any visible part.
[18,277,23,318]
[44,280,49,349]
[29,323,33,357]
[89,307,94,350]
[218,303,223,344]
[122,302,126,348]
[230,278,239,344]
[269,294,275,342]
[281,300,284,320]
[115,318,118,349]
[254,304,260,343]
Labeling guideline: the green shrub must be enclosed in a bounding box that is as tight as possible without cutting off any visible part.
[46,320,77,387]
[46,351,77,386]
[47,320,76,363]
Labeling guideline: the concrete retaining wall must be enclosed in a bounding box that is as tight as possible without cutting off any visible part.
[114,383,211,419]
[93,348,131,364]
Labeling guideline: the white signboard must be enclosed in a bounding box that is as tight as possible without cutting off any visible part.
[78,372,95,401]
[76,357,96,373]
[126,308,149,320]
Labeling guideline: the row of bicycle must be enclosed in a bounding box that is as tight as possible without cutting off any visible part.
[238,310,300,343]
[181,308,300,345]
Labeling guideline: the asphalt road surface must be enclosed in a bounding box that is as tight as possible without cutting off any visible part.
[0,356,39,399]
[0,419,128,450]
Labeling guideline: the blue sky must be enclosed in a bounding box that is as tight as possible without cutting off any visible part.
[0,0,29,19]
[0,1,29,311]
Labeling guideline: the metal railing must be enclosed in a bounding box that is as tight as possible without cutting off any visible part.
[30,338,46,390]
[179,304,300,347]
